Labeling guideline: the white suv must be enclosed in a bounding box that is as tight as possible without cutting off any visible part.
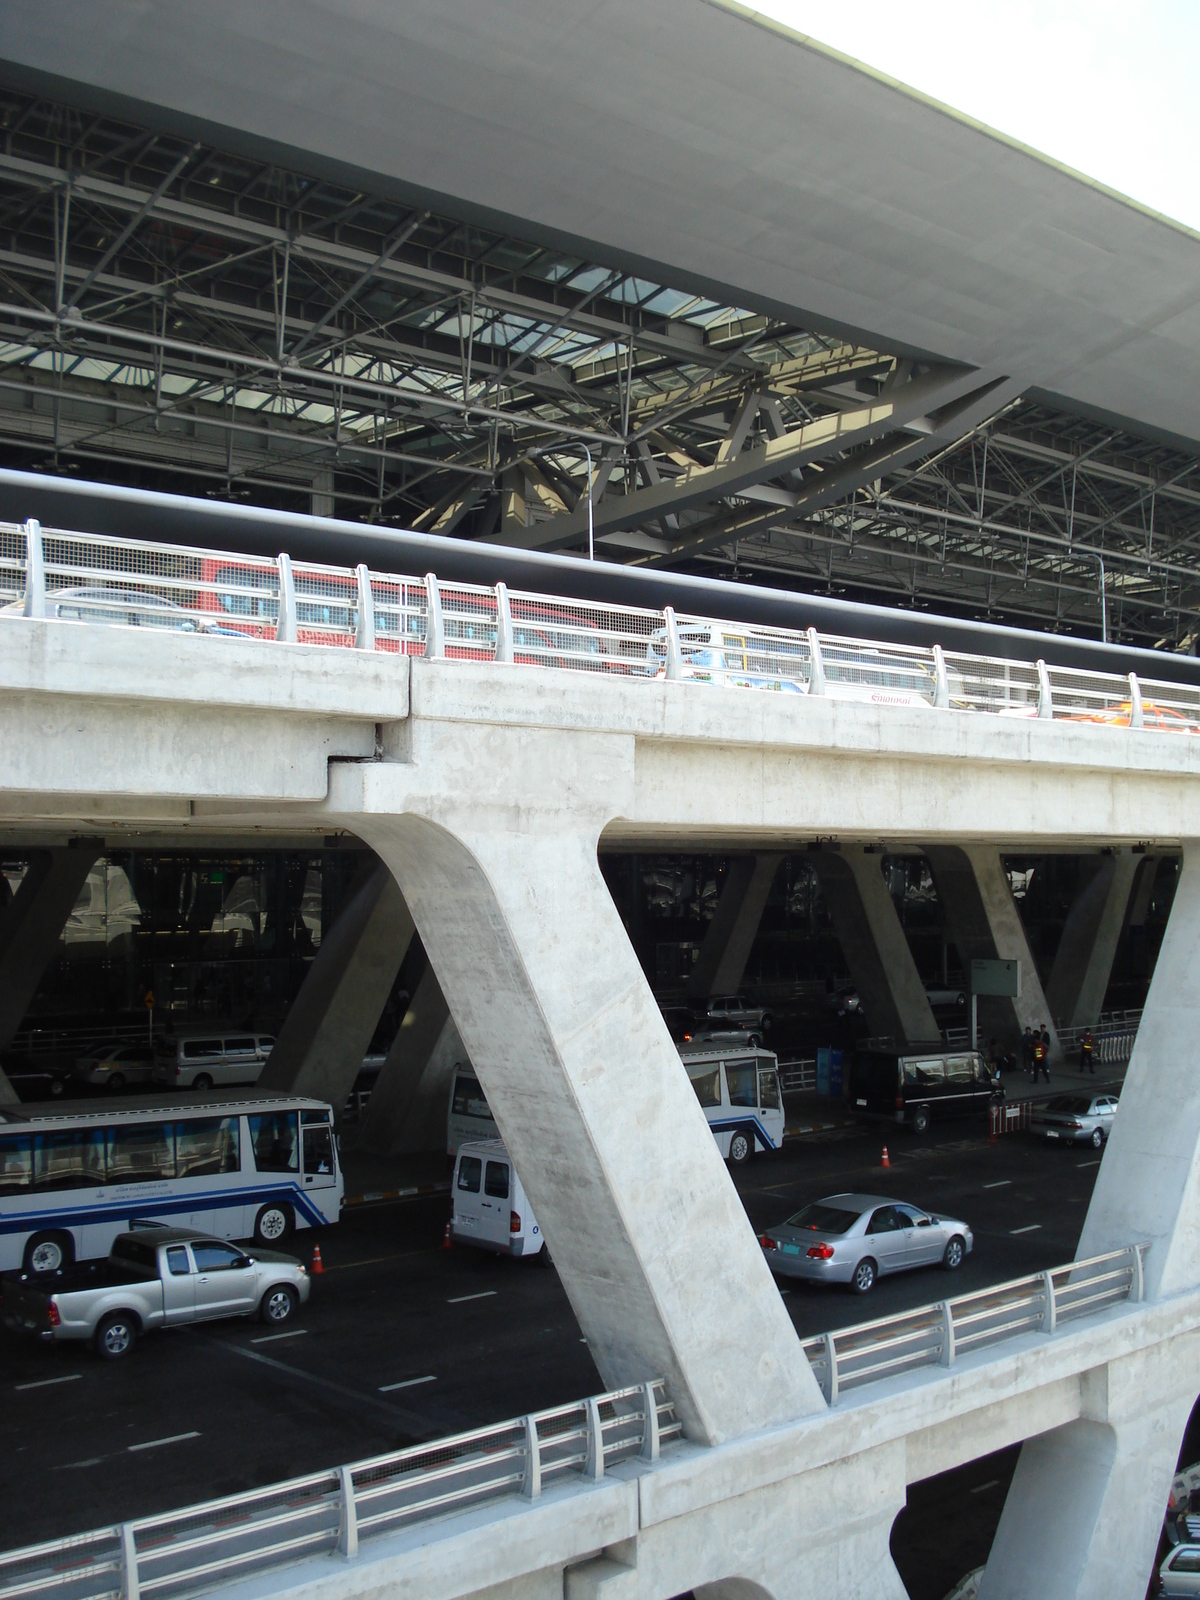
[705,996,772,1034]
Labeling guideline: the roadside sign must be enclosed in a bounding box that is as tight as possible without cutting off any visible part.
[970,959,1021,998]
[144,991,156,1010]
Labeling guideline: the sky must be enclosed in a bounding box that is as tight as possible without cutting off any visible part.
[750,1,1200,233]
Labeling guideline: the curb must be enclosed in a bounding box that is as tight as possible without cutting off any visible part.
[783,1121,851,1140]
[344,1180,451,1208]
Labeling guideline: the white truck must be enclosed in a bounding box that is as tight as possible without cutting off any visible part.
[1,1223,310,1358]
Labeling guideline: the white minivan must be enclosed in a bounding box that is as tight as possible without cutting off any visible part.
[679,1044,785,1165]
[449,1140,546,1260]
[152,1031,276,1090]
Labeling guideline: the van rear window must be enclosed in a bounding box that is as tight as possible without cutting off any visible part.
[457,1157,481,1193]
[484,1161,510,1200]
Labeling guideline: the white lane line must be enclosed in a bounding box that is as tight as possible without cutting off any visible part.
[251,1329,308,1345]
[379,1375,437,1393]
[1076,1159,1101,1169]
[1010,1224,1042,1235]
[970,1479,1001,1494]
[447,1290,497,1304]
[128,1431,201,1453]
[983,1180,1012,1189]
[15,1373,83,1391]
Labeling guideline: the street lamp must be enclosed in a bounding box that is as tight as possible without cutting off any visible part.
[581,442,594,562]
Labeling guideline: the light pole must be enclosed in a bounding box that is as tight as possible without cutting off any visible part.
[581,442,595,561]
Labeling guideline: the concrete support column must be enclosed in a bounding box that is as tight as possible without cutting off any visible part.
[257,857,415,1110]
[979,1362,1192,1600]
[0,844,101,1101]
[1045,850,1140,1028]
[1079,840,1200,1299]
[353,800,822,1445]
[359,962,468,1155]
[809,848,939,1047]
[926,845,1059,1060]
[686,854,782,1001]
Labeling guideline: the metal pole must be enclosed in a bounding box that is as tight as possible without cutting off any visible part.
[970,993,978,1052]
[582,443,594,562]
[1099,554,1108,643]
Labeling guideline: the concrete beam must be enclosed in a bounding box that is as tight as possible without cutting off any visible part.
[926,845,1059,1061]
[359,962,467,1155]
[686,854,782,1002]
[0,843,101,1100]
[1044,850,1140,1029]
[257,858,415,1110]
[809,847,940,1048]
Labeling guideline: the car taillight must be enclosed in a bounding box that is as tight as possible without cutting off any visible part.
[1069,1119,1084,1129]
[759,1234,777,1250]
[46,1301,60,1328]
[895,1095,904,1109]
[510,1212,521,1233]
[807,1243,835,1260]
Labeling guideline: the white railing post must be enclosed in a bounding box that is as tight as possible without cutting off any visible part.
[423,572,444,659]
[662,605,683,680]
[1036,658,1053,719]
[522,1415,541,1498]
[22,518,45,619]
[807,627,827,695]
[1128,672,1145,728]
[583,1396,605,1481]
[822,1332,838,1404]
[940,1301,956,1367]
[354,563,374,651]
[119,1524,139,1600]
[276,553,297,643]
[336,1465,358,1558]
[1130,1244,1145,1304]
[495,582,514,664]
[932,643,950,709]
[1042,1269,1057,1333]
[639,1381,660,1461]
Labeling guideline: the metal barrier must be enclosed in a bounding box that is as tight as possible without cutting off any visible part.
[778,1058,817,1093]
[1058,1010,1142,1066]
[0,1381,679,1600]
[800,1245,1144,1404]
[5,519,1200,733]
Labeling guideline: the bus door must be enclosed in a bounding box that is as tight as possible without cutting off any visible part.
[301,1112,336,1191]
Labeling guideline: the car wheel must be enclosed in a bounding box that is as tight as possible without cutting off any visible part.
[761,1013,773,1033]
[106,1072,125,1092]
[95,1313,137,1359]
[852,1258,877,1294]
[727,1130,752,1166]
[913,1105,930,1134]
[1091,1126,1104,1149]
[748,1033,762,1049]
[537,1243,553,1269]
[25,1231,74,1275]
[956,993,967,1007]
[260,1285,297,1325]
[193,1073,213,1091]
[254,1202,294,1246]
[943,1236,965,1270]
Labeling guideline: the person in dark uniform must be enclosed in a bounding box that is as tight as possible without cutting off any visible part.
[1080,1027,1095,1075]
[1032,1028,1050,1084]
[1021,1025,1035,1080]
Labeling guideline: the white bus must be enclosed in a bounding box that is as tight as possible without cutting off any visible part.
[0,1092,343,1274]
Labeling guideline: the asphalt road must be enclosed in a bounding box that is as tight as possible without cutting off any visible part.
[0,1119,1150,1600]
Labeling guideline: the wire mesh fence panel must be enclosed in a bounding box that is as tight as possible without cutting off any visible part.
[508,590,662,676]
[440,581,500,662]
[940,650,1043,714]
[818,634,938,704]
[197,551,281,639]
[1046,663,1148,725]
[369,573,427,655]
[0,522,26,608]
[1130,675,1200,732]
[0,1529,122,1600]
[291,560,360,648]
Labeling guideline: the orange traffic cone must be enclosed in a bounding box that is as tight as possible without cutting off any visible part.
[880,1146,891,1169]
[442,1219,454,1251]
[311,1244,325,1275]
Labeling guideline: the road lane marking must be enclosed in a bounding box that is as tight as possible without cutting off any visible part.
[15,1374,82,1391]
[251,1329,308,1344]
[970,1479,1001,1494]
[1076,1159,1101,1169]
[447,1290,497,1304]
[1010,1224,1042,1235]
[379,1375,437,1392]
[128,1432,200,1452]
[326,1250,420,1272]
[983,1180,1012,1189]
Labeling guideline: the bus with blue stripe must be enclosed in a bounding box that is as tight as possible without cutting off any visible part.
[0,1092,342,1275]
[679,1045,785,1167]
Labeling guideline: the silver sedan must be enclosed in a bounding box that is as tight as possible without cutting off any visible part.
[759,1192,974,1295]
[1029,1093,1117,1149]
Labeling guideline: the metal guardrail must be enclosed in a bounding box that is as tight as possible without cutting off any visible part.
[0,1380,680,1600]
[778,1058,817,1093]
[5,519,1200,733]
[800,1245,1144,1404]
[1058,1009,1142,1065]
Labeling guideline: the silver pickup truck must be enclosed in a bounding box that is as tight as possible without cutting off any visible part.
[1,1224,310,1358]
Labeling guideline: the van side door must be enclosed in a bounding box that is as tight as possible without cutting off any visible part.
[190,1240,259,1318]
[479,1159,512,1249]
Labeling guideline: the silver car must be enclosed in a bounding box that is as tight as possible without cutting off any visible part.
[1030,1092,1118,1149]
[759,1192,973,1294]
[1158,1543,1200,1595]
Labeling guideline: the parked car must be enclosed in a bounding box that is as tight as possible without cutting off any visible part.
[759,1192,973,1294]
[1156,1544,1200,1595]
[683,1024,762,1049]
[72,1041,155,1091]
[849,1045,1003,1134]
[3,584,222,633]
[1030,1092,1118,1149]
[1,1224,309,1358]
[705,995,773,1034]
[825,985,861,1016]
[152,1030,276,1089]
[925,984,968,1009]
[449,1140,547,1261]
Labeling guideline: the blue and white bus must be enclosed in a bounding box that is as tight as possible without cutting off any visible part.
[0,1092,343,1274]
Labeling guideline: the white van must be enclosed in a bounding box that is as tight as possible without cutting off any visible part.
[152,1031,276,1090]
[447,1067,497,1155]
[449,1140,546,1260]
[679,1044,785,1165]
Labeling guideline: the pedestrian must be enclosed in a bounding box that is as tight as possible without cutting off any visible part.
[1080,1027,1095,1075]
[1040,1025,1052,1081]
[1032,1027,1049,1084]
[1021,1025,1035,1079]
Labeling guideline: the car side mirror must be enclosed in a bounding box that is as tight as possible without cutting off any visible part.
[238,1255,253,1268]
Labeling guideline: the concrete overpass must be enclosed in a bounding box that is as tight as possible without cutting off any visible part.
[3,511,1200,1596]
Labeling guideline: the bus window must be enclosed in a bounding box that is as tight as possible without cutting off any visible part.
[758,1070,782,1112]
[33,1128,106,1190]
[452,1075,490,1119]
[725,1061,758,1107]
[107,1122,175,1184]
[175,1117,240,1177]
[249,1112,298,1173]
[0,1134,32,1194]
[687,1066,721,1108]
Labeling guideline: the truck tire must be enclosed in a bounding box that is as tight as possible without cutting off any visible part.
[260,1285,297,1325]
[254,1202,294,1246]
[95,1313,137,1359]
[193,1073,213,1091]
[25,1231,74,1275]
[912,1105,931,1135]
